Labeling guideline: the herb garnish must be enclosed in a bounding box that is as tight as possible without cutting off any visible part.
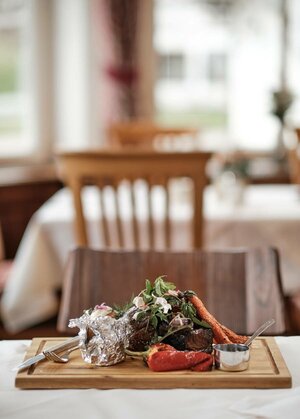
[129,276,211,339]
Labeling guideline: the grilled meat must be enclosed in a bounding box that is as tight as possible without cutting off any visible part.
[127,312,156,351]
[185,328,214,353]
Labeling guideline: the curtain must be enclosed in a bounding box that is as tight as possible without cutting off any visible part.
[103,0,140,119]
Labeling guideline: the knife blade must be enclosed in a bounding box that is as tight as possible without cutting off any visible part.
[14,336,81,372]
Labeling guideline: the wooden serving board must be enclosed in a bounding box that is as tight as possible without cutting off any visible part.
[15,337,291,389]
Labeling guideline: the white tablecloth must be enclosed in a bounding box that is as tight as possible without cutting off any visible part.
[204,184,300,296]
[2,184,300,334]
[0,337,300,419]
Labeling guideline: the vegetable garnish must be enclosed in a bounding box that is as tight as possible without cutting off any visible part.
[73,276,247,370]
[127,276,210,333]
[146,343,213,372]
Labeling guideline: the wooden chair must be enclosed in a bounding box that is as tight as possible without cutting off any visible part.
[55,149,212,249]
[284,126,300,333]
[287,128,300,184]
[57,247,287,335]
[0,222,13,296]
[107,120,198,149]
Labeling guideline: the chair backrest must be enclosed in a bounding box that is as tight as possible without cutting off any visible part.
[108,120,198,149]
[57,247,286,335]
[0,222,4,260]
[0,221,13,295]
[55,149,211,249]
[287,128,300,184]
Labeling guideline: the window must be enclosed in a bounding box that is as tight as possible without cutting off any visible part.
[0,0,99,161]
[207,53,227,83]
[154,0,299,152]
[158,53,184,79]
[0,0,35,158]
[154,0,228,138]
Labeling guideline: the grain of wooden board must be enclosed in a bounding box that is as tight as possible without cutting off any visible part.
[15,337,291,389]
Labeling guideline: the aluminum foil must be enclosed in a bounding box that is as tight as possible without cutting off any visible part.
[69,306,133,367]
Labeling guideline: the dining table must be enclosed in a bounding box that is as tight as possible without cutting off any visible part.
[1,183,300,334]
[1,336,300,418]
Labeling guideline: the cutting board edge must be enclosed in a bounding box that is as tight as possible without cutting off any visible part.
[15,336,292,390]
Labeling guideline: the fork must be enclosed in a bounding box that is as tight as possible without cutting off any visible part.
[43,345,80,364]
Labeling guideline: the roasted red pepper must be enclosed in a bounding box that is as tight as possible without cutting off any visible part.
[146,343,213,372]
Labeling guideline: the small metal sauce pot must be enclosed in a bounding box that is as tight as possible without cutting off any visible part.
[213,343,250,372]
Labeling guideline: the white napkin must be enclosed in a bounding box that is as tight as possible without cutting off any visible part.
[230,388,300,418]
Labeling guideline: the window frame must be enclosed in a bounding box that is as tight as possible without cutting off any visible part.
[0,0,54,164]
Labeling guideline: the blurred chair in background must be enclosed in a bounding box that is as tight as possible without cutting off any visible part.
[285,127,300,332]
[107,120,198,150]
[0,222,13,297]
[285,291,300,333]
[286,128,300,184]
[57,247,287,335]
[55,149,211,250]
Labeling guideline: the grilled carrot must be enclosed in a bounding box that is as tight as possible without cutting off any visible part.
[188,295,231,344]
[189,294,247,344]
[220,324,247,344]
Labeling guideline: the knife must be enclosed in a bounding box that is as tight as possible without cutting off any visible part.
[14,336,81,372]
